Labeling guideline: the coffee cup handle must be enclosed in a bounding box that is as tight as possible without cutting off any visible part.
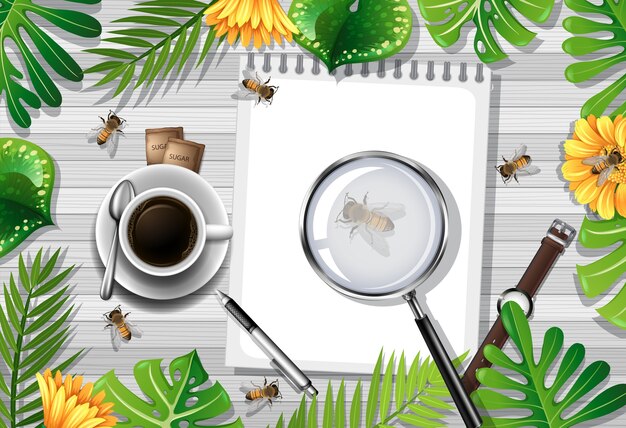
[205,224,233,241]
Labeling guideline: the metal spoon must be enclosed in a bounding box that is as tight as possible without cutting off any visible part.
[100,180,135,300]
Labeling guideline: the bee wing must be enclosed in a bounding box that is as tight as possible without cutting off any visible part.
[358,226,390,257]
[598,166,614,186]
[125,320,143,338]
[110,326,122,351]
[518,165,540,175]
[508,144,527,162]
[241,68,257,80]
[105,131,121,155]
[582,156,608,166]
[86,125,105,142]
[233,89,258,101]
[368,202,406,220]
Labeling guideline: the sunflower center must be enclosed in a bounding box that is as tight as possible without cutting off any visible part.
[601,145,626,184]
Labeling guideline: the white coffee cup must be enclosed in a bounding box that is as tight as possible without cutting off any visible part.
[118,187,233,276]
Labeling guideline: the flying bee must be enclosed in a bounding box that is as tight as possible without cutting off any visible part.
[495,144,539,184]
[87,110,127,154]
[235,70,278,105]
[244,377,282,408]
[103,305,142,351]
[583,148,623,186]
[335,192,405,257]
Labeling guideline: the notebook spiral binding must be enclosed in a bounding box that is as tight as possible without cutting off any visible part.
[246,52,486,83]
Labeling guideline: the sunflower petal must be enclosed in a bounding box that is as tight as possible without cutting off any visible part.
[616,120,626,148]
[616,185,626,217]
[575,117,606,148]
[597,181,617,219]
[562,159,593,182]
[236,0,253,27]
[259,0,274,32]
[49,387,66,427]
[564,139,602,158]
[575,175,603,205]
[597,116,616,145]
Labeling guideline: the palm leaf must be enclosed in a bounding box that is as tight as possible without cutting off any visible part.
[85,0,219,99]
[0,248,83,427]
[267,350,468,428]
[473,301,626,427]
[0,0,101,128]
[563,0,626,117]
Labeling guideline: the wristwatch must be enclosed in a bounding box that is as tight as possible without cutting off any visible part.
[462,219,576,395]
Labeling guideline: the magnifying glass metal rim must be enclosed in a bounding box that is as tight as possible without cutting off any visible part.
[299,150,450,301]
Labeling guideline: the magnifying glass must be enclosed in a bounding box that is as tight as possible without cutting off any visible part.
[300,151,482,428]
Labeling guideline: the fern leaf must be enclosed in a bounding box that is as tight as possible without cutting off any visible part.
[395,352,406,410]
[349,380,361,428]
[0,248,82,427]
[323,381,333,428]
[379,351,395,420]
[308,393,318,428]
[85,0,218,99]
[365,350,383,428]
[335,380,345,428]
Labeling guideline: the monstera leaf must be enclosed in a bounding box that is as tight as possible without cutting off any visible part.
[0,138,56,259]
[418,0,555,63]
[577,214,626,329]
[472,301,626,427]
[288,0,412,72]
[94,350,243,427]
[0,0,101,128]
[563,0,626,118]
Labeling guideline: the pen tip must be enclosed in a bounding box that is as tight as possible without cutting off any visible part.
[215,290,227,301]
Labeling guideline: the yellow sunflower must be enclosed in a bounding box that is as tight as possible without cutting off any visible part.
[205,0,299,48]
[36,369,117,428]
[562,114,626,219]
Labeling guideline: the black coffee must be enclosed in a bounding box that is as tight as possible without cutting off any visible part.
[128,196,198,267]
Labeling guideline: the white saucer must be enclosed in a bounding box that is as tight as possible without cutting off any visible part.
[95,165,230,300]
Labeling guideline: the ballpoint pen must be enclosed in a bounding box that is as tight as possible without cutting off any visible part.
[216,290,318,397]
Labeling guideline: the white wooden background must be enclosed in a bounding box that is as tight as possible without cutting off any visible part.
[1,1,625,426]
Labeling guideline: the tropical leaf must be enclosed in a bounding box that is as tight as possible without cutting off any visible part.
[417,0,555,63]
[267,350,468,428]
[85,0,219,98]
[0,248,82,427]
[0,138,56,260]
[288,0,412,72]
[94,350,243,427]
[472,301,626,427]
[563,0,626,118]
[576,214,626,329]
[0,0,101,128]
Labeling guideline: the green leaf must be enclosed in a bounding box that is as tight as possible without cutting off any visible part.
[196,27,217,67]
[323,381,333,428]
[473,301,626,427]
[17,350,83,400]
[418,0,555,63]
[397,413,444,427]
[395,351,406,410]
[32,265,73,297]
[86,1,213,97]
[406,351,420,397]
[563,0,626,117]
[0,304,16,351]
[4,284,21,334]
[23,307,73,351]
[30,248,42,286]
[289,0,412,72]
[576,214,626,329]
[407,404,444,420]
[0,139,56,259]
[379,351,394,420]
[335,380,345,428]
[349,380,361,428]
[94,350,243,427]
[9,274,24,315]
[0,0,101,127]
[417,395,454,411]
[38,249,60,283]
[24,299,70,335]
[365,350,383,428]
[27,286,68,318]
[308,394,318,428]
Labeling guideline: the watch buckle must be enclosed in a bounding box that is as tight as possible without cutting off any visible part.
[547,219,576,247]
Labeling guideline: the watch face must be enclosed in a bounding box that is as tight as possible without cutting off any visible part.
[497,288,533,317]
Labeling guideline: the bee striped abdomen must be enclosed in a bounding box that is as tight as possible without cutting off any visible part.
[246,389,263,401]
[367,213,394,232]
[97,129,111,145]
[243,79,259,91]
[119,323,132,340]
[592,161,609,174]
[514,155,530,169]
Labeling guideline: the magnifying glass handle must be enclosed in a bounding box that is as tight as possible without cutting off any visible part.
[415,315,483,428]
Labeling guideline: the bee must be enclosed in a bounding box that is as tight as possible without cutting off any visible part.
[335,192,405,257]
[237,70,278,105]
[583,148,623,186]
[87,110,127,154]
[495,144,539,184]
[103,305,142,351]
[244,377,282,407]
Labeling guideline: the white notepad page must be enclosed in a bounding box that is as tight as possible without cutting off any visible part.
[227,55,491,373]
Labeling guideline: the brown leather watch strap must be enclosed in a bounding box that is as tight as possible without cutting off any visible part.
[462,220,575,395]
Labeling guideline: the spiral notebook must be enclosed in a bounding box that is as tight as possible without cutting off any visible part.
[227,54,492,373]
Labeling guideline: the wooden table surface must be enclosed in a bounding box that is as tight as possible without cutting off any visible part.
[1,1,625,426]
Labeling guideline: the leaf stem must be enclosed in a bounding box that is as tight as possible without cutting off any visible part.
[376,390,422,426]
[10,291,31,426]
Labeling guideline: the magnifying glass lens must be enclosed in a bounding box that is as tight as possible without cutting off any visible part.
[302,155,446,297]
